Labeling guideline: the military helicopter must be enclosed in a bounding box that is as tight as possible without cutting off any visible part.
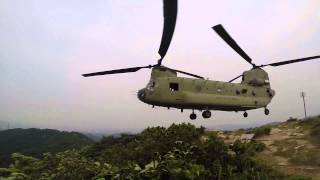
[83,0,320,120]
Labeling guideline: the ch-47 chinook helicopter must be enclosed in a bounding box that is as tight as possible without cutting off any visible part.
[83,0,320,120]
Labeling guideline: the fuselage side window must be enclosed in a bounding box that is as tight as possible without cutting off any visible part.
[242,89,248,94]
[169,83,179,92]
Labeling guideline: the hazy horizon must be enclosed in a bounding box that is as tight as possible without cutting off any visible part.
[1,1,320,132]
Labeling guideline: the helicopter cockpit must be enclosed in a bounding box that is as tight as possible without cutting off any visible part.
[137,79,157,103]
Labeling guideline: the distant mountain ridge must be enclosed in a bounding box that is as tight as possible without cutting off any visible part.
[0,128,94,167]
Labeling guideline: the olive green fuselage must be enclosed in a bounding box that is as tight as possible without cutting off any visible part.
[138,67,275,111]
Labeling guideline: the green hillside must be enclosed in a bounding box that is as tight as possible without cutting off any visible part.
[0,123,305,180]
[1,117,319,179]
[0,128,94,167]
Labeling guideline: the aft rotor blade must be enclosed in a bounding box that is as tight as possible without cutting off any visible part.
[212,24,254,66]
[82,65,153,77]
[167,67,204,79]
[158,0,178,65]
[228,74,243,83]
[263,55,320,67]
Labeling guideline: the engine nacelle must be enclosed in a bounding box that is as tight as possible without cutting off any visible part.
[241,68,270,87]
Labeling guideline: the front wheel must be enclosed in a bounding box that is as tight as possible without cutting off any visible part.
[243,112,248,118]
[190,113,197,120]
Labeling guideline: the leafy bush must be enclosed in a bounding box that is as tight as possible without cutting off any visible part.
[309,123,320,144]
[86,123,205,166]
[252,126,271,139]
[298,116,320,128]
[286,117,298,123]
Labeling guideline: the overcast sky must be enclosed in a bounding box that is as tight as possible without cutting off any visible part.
[1,0,320,132]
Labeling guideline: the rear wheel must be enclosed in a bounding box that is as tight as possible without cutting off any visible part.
[243,112,248,118]
[202,110,211,118]
[264,108,270,115]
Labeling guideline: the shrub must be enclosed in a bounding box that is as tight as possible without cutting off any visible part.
[298,116,320,128]
[286,117,298,123]
[309,123,320,144]
[253,126,271,139]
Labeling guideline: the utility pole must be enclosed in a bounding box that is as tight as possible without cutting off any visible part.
[300,92,307,119]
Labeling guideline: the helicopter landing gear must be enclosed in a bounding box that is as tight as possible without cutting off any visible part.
[202,110,211,118]
[190,113,197,120]
[264,108,270,115]
[243,111,248,118]
[190,110,197,120]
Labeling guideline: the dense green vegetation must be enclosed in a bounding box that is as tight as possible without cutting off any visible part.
[247,126,271,139]
[0,128,93,167]
[0,123,296,179]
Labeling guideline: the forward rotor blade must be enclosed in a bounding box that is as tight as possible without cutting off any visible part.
[212,24,254,66]
[158,0,178,65]
[228,74,243,83]
[167,67,204,79]
[82,65,153,77]
[263,55,320,67]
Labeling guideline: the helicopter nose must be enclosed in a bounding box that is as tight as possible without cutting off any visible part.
[137,89,146,101]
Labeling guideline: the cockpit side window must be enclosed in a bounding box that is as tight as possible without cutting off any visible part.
[146,80,156,91]
[151,81,156,88]
[169,82,179,91]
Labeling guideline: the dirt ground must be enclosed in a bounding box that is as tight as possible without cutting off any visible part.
[255,125,320,179]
